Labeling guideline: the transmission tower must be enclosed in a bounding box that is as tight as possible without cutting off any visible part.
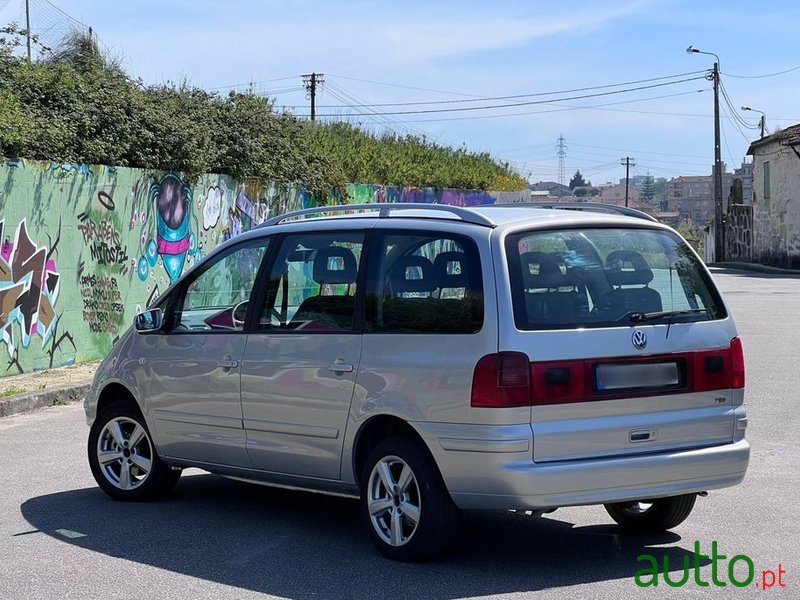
[556,134,567,197]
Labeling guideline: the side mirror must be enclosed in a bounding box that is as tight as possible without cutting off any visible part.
[135,308,163,333]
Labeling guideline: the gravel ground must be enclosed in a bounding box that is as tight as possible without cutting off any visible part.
[0,361,99,397]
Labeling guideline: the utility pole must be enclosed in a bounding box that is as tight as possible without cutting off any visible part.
[302,73,324,121]
[25,0,31,63]
[741,106,767,139]
[687,46,724,261]
[712,61,724,262]
[621,157,636,207]
[556,134,567,199]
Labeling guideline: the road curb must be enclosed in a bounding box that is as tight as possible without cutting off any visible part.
[0,382,91,418]
[710,262,800,275]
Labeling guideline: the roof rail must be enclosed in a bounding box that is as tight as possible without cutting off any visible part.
[260,203,496,228]
[512,201,659,222]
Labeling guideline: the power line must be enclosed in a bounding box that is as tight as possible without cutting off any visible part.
[40,0,83,26]
[718,80,760,131]
[207,76,305,92]
[323,81,428,138]
[310,76,707,117]
[300,89,707,124]
[569,142,711,160]
[325,74,489,98]
[723,65,800,79]
[310,70,708,108]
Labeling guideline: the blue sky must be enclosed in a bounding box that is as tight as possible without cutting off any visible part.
[3,0,799,184]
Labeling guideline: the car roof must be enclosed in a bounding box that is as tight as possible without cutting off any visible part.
[259,202,661,230]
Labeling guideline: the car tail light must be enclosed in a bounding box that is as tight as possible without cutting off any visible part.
[694,337,745,392]
[730,336,745,389]
[471,352,531,407]
[531,360,591,405]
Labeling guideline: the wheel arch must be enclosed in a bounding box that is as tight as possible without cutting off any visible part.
[351,414,438,487]
[96,381,143,419]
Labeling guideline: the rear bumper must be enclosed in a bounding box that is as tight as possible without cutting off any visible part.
[413,422,750,510]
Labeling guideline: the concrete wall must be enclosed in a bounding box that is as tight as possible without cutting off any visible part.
[0,159,521,376]
[751,143,800,268]
[725,205,753,262]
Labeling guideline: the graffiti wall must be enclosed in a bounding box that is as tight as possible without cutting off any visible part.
[0,161,306,374]
[725,205,753,262]
[0,159,522,376]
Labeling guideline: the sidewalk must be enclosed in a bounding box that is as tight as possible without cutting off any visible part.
[0,361,99,418]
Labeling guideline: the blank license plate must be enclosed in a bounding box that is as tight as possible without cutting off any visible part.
[596,362,680,392]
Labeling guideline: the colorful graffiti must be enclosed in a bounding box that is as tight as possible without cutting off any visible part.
[0,219,74,372]
[0,159,522,375]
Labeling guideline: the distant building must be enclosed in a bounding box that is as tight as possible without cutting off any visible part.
[599,184,641,205]
[733,160,753,205]
[529,181,571,196]
[747,124,800,267]
[666,164,734,226]
[617,175,649,188]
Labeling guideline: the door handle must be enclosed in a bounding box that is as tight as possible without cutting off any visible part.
[328,360,354,374]
[217,359,239,369]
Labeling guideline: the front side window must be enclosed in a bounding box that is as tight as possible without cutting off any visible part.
[260,232,364,332]
[506,228,726,330]
[169,239,269,332]
[366,231,483,334]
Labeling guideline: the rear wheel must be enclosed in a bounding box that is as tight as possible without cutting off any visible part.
[360,436,460,561]
[604,494,697,532]
[88,402,181,501]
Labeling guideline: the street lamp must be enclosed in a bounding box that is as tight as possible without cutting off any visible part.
[741,106,766,139]
[687,45,723,263]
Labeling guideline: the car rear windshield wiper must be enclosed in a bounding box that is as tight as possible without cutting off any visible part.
[629,308,709,323]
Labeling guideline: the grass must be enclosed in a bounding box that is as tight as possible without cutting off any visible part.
[0,386,27,398]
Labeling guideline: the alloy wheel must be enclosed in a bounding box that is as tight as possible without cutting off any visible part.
[366,455,421,547]
[96,416,153,490]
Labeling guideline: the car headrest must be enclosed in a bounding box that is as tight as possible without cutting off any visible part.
[434,251,469,289]
[389,256,436,294]
[313,247,358,284]
[520,252,574,289]
[605,250,654,286]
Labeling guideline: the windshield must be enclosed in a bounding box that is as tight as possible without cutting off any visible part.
[505,227,726,331]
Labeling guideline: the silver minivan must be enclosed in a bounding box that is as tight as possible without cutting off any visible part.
[84,203,749,561]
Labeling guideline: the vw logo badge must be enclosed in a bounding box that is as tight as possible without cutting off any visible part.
[631,330,647,350]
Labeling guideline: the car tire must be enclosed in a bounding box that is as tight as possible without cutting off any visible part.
[360,436,460,561]
[88,401,181,501]
[604,494,697,532]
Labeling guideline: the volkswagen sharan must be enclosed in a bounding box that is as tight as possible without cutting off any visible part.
[84,202,749,561]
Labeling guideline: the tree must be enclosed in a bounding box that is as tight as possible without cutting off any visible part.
[0,28,528,196]
[641,174,656,204]
[569,170,588,189]
[653,177,668,205]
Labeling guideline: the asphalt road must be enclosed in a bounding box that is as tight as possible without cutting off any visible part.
[1,267,797,599]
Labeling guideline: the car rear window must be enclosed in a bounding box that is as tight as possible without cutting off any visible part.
[505,227,727,330]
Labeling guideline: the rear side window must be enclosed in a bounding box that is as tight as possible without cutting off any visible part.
[505,228,726,330]
[366,231,483,334]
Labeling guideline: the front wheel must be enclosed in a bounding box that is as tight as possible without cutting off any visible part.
[88,402,181,501]
[604,494,697,532]
[360,436,460,561]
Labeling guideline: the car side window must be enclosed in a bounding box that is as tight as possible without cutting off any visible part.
[259,232,364,332]
[167,239,269,333]
[366,231,483,334]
